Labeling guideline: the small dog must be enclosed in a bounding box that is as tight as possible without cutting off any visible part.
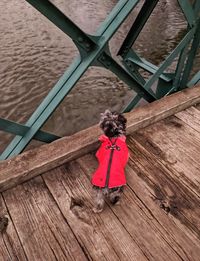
[92,110,129,213]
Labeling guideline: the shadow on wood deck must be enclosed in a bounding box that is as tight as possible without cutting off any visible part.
[0,86,200,260]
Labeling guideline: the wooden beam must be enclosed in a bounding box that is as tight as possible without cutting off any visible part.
[126,85,200,135]
[0,85,200,192]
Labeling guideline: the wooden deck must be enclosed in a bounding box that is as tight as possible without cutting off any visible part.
[0,87,200,260]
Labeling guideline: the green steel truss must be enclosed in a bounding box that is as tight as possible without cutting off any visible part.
[0,0,200,160]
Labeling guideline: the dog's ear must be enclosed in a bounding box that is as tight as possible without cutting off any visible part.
[118,114,127,124]
[99,109,112,128]
[100,110,111,121]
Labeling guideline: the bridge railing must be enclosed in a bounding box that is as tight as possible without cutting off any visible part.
[0,0,199,160]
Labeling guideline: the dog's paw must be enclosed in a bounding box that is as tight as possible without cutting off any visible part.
[110,196,120,205]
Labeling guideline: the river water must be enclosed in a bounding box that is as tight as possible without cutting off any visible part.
[0,0,199,153]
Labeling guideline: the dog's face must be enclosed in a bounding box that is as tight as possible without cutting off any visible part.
[99,110,127,138]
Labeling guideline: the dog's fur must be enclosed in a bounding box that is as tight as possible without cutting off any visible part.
[93,110,127,213]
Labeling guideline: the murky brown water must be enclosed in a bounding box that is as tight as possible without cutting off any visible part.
[0,0,199,153]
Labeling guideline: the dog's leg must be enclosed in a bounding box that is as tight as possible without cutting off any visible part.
[93,188,105,213]
[109,187,123,205]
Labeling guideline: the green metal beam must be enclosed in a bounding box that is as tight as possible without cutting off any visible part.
[123,27,196,111]
[194,0,200,17]
[118,0,159,57]
[126,50,173,82]
[187,71,200,87]
[1,0,199,160]
[97,52,156,100]
[177,0,196,27]
[1,0,155,160]
[172,41,191,91]
[0,118,59,143]
[123,94,141,112]
[133,28,195,91]
[179,20,200,90]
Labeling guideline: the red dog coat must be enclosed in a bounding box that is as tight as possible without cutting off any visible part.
[92,135,129,188]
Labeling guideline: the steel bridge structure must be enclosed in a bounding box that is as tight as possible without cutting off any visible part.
[0,0,200,160]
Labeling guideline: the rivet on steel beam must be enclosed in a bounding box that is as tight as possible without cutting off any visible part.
[85,43,91,48]
[100,55,106,61]
[125,59,130,65]
[78,37,84,43]
[106,61,111,66]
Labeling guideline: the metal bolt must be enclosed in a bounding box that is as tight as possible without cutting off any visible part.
[78,37,83,43]
[125,59,130,66]
[85,43,90,48]
[100,55,106,61]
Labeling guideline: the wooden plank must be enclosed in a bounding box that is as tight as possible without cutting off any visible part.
[77,154,193,261]
[124,143,200,261]
[126,85,200,135]
[133,116,200,197]
[0,194,27,261]
[127,148,200,261]
[42,161,148,261]
[176,106,200,133]
[130,126,200,238]
[3,177,88,261]
[127,136,200,242]
[1,85,200,192]
[125,165,200,261]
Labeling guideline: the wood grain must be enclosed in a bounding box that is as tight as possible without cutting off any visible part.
[1,85,200,192]
[3,177,88,261]
[77,154,193,261]
[42,161,147,261]
[176,106,200,133]
[0,194,27,261]
[125,164,200,261]
[134,116,200,197]
[127,135,200,242]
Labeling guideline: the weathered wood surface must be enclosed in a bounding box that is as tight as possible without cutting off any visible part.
[77,154,200,261]
[42,162,147,261]
[1,85,200,192]
[0,102,200,260]
[130,115,200,243]
[3,177,88,261]
[127,136,200,244]
[134,116,200,197]
[176,106,200,133]
[0,194,27,261]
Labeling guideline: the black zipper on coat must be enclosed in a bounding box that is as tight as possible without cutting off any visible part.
[105,138,117,188]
